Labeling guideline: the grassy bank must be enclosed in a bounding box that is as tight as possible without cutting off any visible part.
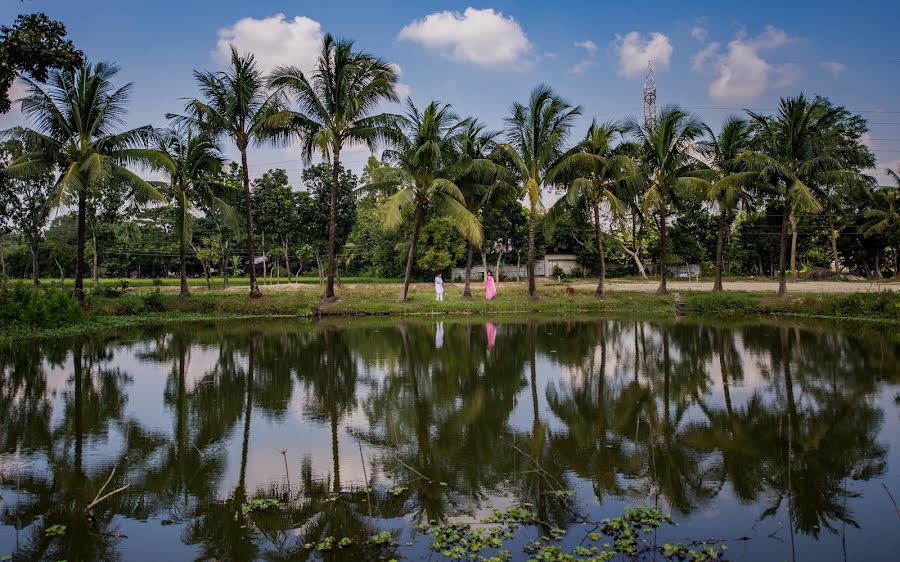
[1,282,897,343]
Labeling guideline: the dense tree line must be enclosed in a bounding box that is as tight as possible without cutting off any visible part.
[0,13,897,303]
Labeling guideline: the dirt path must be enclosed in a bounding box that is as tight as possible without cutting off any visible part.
[213,278,900,294]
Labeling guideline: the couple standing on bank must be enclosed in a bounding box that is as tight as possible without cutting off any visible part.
[434,272,496,301]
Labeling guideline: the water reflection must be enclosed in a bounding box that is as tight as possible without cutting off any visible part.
[0,317,897,561]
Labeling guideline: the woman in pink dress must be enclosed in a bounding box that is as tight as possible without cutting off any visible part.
[485,271,497,300]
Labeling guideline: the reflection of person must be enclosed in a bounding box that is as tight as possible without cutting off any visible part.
[434,273,444,302]
[485,271,496,300]
[485,322,496,349]
[436,322,444,349]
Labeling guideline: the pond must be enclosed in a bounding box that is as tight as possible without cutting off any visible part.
[0,317,898,561]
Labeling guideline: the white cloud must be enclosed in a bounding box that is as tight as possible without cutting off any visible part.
[389,63,412,99]
[568,40,598,75]
[818,60,846,77]
[692,26,795,103]
[691,42,720,72]
[397,7,532,68]
[214,14,323,74]
[690,26,708,42]
[575,40,598,57]
[613,32,673,78]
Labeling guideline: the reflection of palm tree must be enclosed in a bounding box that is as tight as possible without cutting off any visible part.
[548,322,640,503]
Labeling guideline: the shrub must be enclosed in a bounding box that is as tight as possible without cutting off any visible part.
[569,266,584,279]
[820,292,900,321]
[151,278,163,286]
[682,292,758,315]
[92,284,125,298]
[142,289,165,312]
[551,264,567,279]
[0,284,82,328]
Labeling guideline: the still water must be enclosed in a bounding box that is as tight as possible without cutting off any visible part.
[0,317,898,561]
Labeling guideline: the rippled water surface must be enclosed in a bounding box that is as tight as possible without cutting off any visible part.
[1,317,898,561]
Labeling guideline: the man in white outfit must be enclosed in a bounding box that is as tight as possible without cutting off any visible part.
[434,273,444,301]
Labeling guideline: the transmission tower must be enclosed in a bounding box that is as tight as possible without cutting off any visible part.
[643,60,657,130]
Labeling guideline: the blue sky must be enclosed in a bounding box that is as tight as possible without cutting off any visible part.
[2,0,899,185]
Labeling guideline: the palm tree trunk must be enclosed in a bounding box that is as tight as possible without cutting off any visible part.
[221,245,229,289]
[829,219,840,272]
[91,226,99,287]
[527,201,537,298]
[240,147,261,298]
[31,245,39,287]
[0,239,7,290]
[778,202,790,295]
[463,241,473,299]
[713,205,726,292]
[789,213,799,281]
[75,189,86,302]
[325,148,341,301]
[657,208,668,294]
[179,228,189,297]
[593,203,606,296]
[400,203,423,303]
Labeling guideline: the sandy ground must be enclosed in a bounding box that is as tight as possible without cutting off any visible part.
[211,278,900,294]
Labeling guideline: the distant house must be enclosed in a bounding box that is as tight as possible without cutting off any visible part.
[451,253,581,281]
[246,255,269,275]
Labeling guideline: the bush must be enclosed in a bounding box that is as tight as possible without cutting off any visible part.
[142,289,164,312]
[820,292,900,321]
[0,284,82,328]
[151,278,163,286]
[682,292,758,315]
[551,264,567,279]
[569,266,584,279]
[92,284,126,298]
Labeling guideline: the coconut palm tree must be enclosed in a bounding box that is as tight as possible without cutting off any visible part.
[455,119,509,298]
[742,95,869,295]
[627,106,707,294]
[3,62,162,301]
[149,128,237,297]
[700,117,756,291]
[546,120,636,296]
[169,47,290,298]
[378,100,483,302]
[269,34,398,301]
[496,85,581,298]
[863,171,900,276]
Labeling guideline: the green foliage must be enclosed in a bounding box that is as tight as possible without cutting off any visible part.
[682,292,758,315]
[241,498,279,514]
[151,278,163,286]
[44,523,67,537]
[0,284,81,328]
[820,291,900,320]
[0,13,83,113]
[142,288,164,312]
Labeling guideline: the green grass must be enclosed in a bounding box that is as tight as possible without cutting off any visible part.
[2,281,897,343]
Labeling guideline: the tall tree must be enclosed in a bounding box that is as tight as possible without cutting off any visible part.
[863,170,900,276]
[170,47,289,298]
[628,106,707,294]
[301,163,358,283]
[378,100,483,302]
[700,117,755,292]
[454,119,505,298]
[150,128,235,296]
[0,13,83,113]
[270,34,398,301]
[546,120,635,296]
[744,95,872,295]
[3,62,161,300]
[496,85,581,298]
[252,168,299,281]
[0,139,53,285]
